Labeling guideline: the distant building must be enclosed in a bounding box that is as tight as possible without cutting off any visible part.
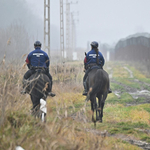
[114,32,150,62]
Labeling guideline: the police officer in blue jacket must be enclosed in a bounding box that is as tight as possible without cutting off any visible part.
[83,41,112,96]
[21,41,55,97]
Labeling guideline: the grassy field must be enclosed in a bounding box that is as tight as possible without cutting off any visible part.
[0,61,150,150]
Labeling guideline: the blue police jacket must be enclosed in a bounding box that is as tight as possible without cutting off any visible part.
[26,48,50,68]
[85,49,105,67]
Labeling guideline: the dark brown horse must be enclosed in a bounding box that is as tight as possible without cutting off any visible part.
[25,69,51,122]
[86,67,110,123]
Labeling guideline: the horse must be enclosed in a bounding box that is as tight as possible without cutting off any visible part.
[85,67,110,123]
[25,69,51,122]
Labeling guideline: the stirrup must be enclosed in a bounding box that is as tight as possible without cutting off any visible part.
[20,89,26,95]
[82,90,88,96]
[108,89,112,94]
[48,92,56,97]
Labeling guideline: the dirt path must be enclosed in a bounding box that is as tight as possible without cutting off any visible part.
[111,66,150,105]
[85,128,150,150]
[70,108,150,150]
[70,66,150,149]
[124,66,134,78]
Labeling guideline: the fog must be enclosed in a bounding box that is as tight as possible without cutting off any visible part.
[1,0,150,56]
[25,0,150,48]
[77,0,150,45]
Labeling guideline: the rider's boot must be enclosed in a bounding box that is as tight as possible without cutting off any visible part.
[108,88,112,94]
[21,89,26,95]
[48,92,55,97]
[48,81,56,97]
[82,81,88,96]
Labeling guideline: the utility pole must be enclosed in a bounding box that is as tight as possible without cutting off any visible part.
[71,12,78,52]
[71,12,79,60]
[65,0,78,60]
[66,0,70,55]
[71,13,74,56]
[44,0,50,57]
[60,0,65,62]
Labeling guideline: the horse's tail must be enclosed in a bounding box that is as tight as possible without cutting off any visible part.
[92,69,104,94]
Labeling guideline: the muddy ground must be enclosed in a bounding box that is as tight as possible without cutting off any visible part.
[71,66,150,150]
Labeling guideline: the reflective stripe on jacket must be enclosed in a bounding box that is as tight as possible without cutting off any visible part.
[26,48,50,68]
[84,49,105,67]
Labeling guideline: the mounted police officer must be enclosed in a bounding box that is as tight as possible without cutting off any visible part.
[21,41,55,97]
[82,41,112,96]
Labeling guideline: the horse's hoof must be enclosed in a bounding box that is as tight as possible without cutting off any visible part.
[85,96,90,101]
[99,119,102,123]
[96,117,100,121]
[96,117,102,123]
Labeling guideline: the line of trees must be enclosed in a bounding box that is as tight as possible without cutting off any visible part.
[0,22,30,60]
[0,0,42,61]
[0,0,60,62]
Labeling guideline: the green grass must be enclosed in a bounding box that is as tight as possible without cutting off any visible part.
[97,103,150,143]
[111,82,125,92]
[114,78,141,89]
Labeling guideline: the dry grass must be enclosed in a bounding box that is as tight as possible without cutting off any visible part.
[0,61,144,150]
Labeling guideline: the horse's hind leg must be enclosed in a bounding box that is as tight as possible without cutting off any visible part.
[97,95,102,122]
[100,93,108,123]
[90,95,97,123]
[100,99,104,123]
[90,100,94,122]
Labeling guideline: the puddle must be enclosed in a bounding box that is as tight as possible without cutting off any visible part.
[106,66,113,79]
[114,91,121,98]
[124,66,134,78]
[85,128,150,150]
[110,134,150,150]
[129,90,150,99]
[109,73,113,79]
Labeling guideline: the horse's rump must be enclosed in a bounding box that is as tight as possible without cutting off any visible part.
[27,72,51,97]
[88,69,109,95]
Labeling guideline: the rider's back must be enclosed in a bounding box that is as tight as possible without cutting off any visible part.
[28,48,49,68]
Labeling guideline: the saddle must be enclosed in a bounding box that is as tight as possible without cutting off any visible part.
[31,66,47,74]
[86,63,102,70]
[86,65,102,75]
[90,65,102,70]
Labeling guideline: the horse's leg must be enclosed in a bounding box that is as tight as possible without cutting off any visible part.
[100,93,108,122]
[90,95,97,124]
[30,95,41,118]
[100,96,104,122]
[94,97,99,121]
[97,94,102,122]
[90,99,94,122]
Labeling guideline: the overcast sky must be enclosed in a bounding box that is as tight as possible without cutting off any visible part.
[26,0,150,48]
